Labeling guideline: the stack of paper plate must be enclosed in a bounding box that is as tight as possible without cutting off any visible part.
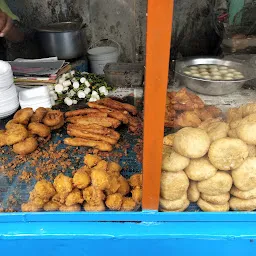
[0,61,19,119]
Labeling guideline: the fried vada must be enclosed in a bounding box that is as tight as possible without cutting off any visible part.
[43,110,64,127]
[13,108,33,125]
[6,124,28,145]
[28,122,51,138]
[31,107,48,123]
[13,137,38,155]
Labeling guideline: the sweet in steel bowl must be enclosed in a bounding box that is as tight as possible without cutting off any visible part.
[174,58,256,95]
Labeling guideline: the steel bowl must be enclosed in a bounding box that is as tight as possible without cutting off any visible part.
[174,58,256,95]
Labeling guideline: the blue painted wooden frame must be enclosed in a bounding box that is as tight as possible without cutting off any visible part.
[1,210,256,223]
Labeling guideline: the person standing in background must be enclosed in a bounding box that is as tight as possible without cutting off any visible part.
[0,0,24,59]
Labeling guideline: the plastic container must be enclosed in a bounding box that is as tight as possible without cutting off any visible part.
[87,39,120,74]
[104,63,144,87]
[19,86,52,110]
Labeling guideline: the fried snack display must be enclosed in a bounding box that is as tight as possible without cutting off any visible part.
[165,88,222,128]
[161,102,256,212]
[0,107,64,155]
[21,154,141,212]
[64,97,140,151]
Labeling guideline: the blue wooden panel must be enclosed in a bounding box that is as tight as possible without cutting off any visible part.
[0,222,256,256]
[1,211,256,223]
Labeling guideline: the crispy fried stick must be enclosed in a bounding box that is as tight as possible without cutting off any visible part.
[64,138,113,152]
[65,108,100,117]
[67,124,120,140]
[66,116,121,128]
[67,127,118,145]
[96,98,138,115]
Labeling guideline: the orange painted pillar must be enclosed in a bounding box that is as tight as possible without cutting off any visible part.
[142,0,174,210]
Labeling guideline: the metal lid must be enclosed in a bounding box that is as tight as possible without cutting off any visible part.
[36,22,81,32]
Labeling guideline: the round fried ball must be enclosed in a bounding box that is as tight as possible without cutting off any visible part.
[173,127,210,158]
[197,198,229,212]
[201,193,230,205]
[241,103,256,117]
[248,145,256,157]
[21,202,41,212]
[197,171,232,196]
[232,157,256,191]
[203,121,229,142]
[83,201,106,212]
[84,154,102,168]
[91,169,109,190]
[185,156,217,181]
[31,179,56,201]
[159,194,188,211]
[208,137,248,170]
[230,186,256,200]
[121,197,137,211]
[73,169,91,189]
[160,199,189,212]
[82,186,105,205]
[59,204,81,212]
[236,122,256,145]
[162,145,190,172]
[106,193,123,211]
[230,197,256,211]
[117,175,130,196]
[228,129,238,138]
[28,122,51,138]
[65,188,84,206]
[53,174,73,195]
[13,137,38,155]
[129,174,142,188]
[187,180,200,203]
[43,201,60,211]
[6,124,28,145]
[160,171,189,200]
[132,187,142,204]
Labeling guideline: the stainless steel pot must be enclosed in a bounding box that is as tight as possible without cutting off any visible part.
[36,22,84,60]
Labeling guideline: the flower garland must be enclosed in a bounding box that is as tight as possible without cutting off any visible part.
[48,71,113,106]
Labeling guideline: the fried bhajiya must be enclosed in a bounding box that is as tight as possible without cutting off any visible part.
[117,175,130,196]
[64,138,113,152]
[31,107,48,123]
[73,169,91,189]
[13,108,33,125]
[83,201,106,212]
[6,124,28,145]
[43,110,64,127]
[92,160,108,171]
[59,204,81,212]
[13,137,38,155]
[105,193,123,210]
[132,187,142,204]
[91,169,110,190]
[21,201,41,212]
[121,197,136,211]
[53,174,73,195]
[107,162,122,177]
[82,186,105,205]
[129,174,143,188]
[28,122,51,137]
[84,154,102,168]
[43,201,61,211]
[105,176,120,195]
[30,180,56,202]
[65,188,84,206]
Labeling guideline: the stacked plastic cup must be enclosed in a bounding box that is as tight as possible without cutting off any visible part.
[0,61,19,119]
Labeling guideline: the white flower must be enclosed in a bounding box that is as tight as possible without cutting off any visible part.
[72,99,78,104]
[49,90,55,96]
[103,90,108,96]
[55,84,64,93]
[91,90,99,97]
[84,88,91,95]
[84,79,91,88]
[64,97,73,106]
[63,80,71,87]
[77,90,86,99]
[63,87,68,92]
[58,77,65,84]
[50,97,55,106]
[73,81,80,89]
[70,70,75,76]
[99,86,106,93]
[80,77,86,83]
[89,97,97,102]
[71,78,77,82]
[69,90,75,97]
